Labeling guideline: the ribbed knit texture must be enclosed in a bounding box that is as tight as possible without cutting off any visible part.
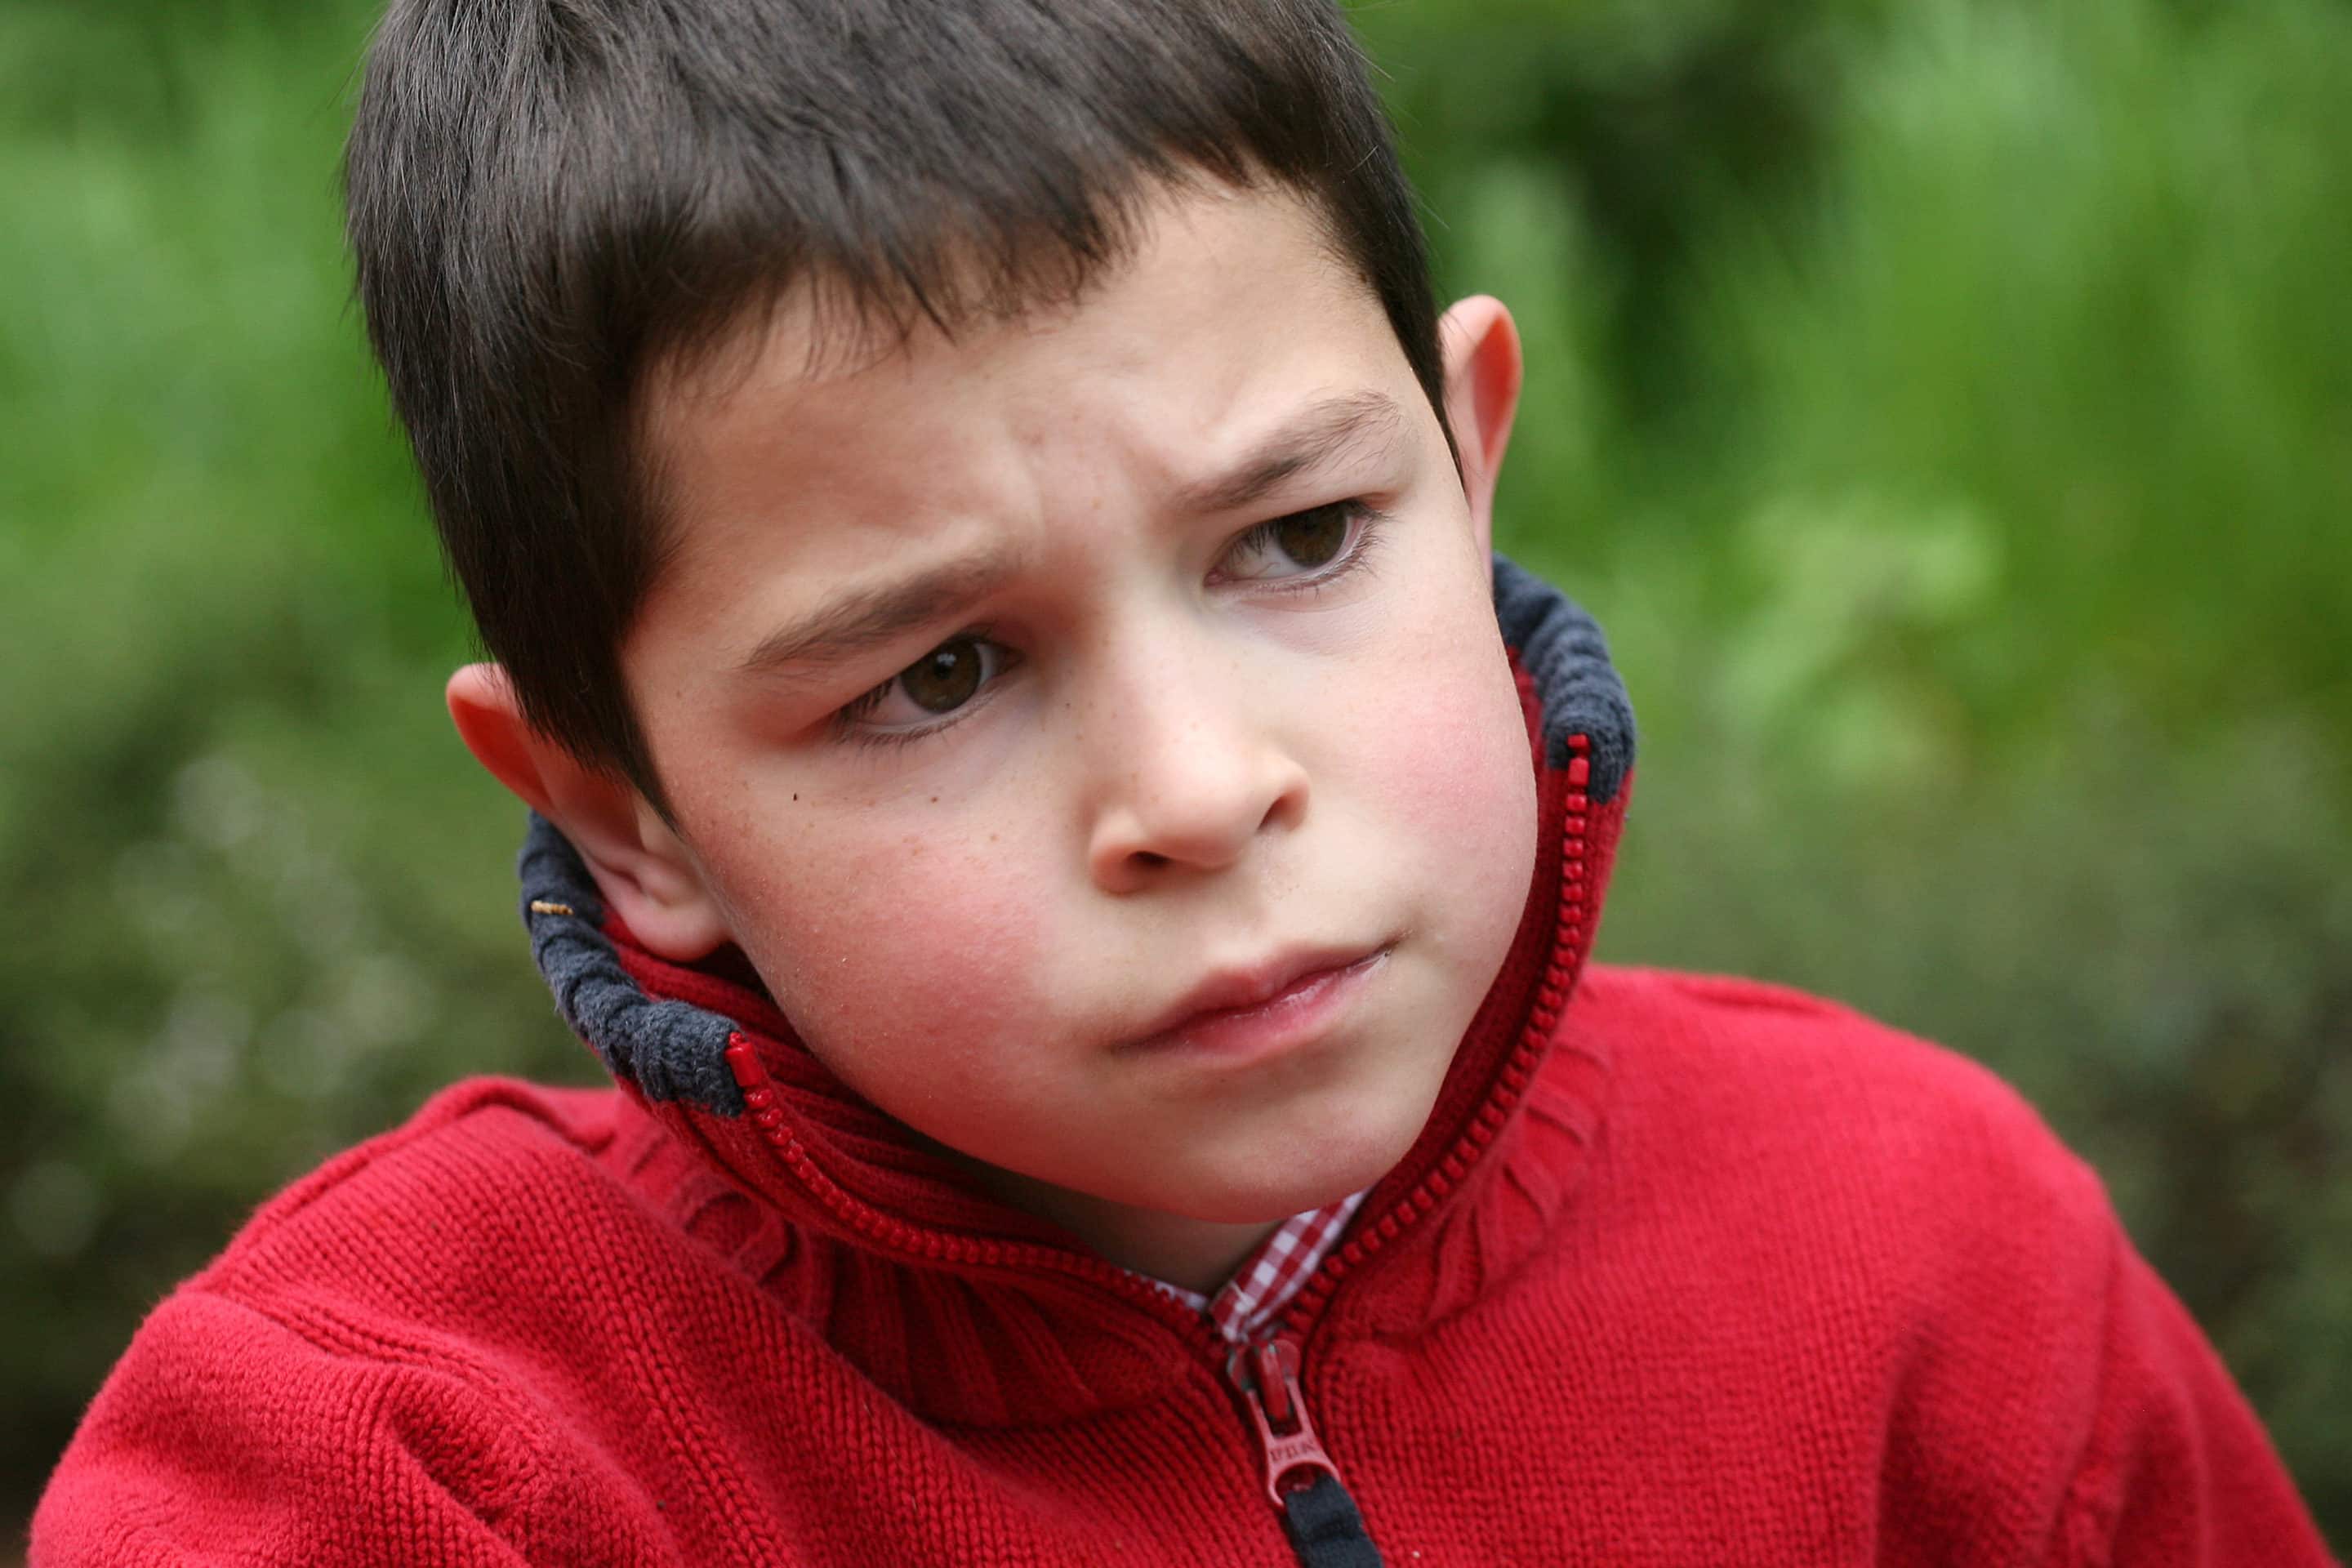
[31,971,2338,1565]
[33,564,2334,1566]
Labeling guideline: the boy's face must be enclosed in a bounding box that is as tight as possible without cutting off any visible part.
[614,185,1535,1236]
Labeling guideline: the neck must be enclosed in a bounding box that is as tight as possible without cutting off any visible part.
[971,1164,1280,1297]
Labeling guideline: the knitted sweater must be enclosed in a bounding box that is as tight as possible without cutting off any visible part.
[33,563,2333,1566]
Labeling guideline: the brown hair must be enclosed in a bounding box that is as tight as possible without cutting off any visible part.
[347,0,1449,812]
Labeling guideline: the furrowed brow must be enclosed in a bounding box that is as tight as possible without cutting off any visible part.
[735,547,1027,679]
[1177,391,1406,516]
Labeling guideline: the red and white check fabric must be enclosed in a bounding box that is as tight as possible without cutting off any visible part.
[1143,1189,1370,1345]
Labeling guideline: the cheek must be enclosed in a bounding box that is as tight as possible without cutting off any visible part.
[1387,680,1531,836]
[714,821,1054,1109]
[1350,613,1539,956]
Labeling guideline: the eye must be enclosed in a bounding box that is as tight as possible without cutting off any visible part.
[1217,501,1374,584]
[901,639,989,712]
[835,634,1017,738]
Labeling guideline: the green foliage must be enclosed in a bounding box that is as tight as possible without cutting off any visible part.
[2,0,2345,1544]
[0,0,599,1513]
[1383,0,2352,1535]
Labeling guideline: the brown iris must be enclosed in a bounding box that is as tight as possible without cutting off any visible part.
[901,638,985,713]
[1275,506,1349,568]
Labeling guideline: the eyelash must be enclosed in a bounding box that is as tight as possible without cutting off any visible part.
[828,627,1010,752]
[1220,500,1388,598]
[829,501,1388,751]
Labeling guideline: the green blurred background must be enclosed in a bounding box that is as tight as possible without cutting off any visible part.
[2,0,2346,1549]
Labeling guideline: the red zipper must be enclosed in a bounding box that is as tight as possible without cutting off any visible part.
[1227,1337,1344,1508]
[718,732,1602,1527]
[1272,733,1599,1342]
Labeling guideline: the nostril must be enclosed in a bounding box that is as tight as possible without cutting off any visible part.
[1260,782,1307,835]
[1132,851,1170,871]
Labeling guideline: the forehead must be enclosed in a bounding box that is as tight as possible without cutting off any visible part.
[637,184,1410,588]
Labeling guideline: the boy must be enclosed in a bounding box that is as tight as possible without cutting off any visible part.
[33,0,2334,1562]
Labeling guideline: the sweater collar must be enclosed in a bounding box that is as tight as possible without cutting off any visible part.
[518,554,1633,1380]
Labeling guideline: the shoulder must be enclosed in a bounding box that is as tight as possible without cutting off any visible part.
[1569,960,2026,1098]
[1552,966,2334,1562]
[1558,962,2118,1318]
[185,1076,670,1356]
[1562,961,2109,1232]
[1555,964,2131,1552]
[212,1076,630,1276]
[33,1080,641,1564]
[178,1072,641,1376]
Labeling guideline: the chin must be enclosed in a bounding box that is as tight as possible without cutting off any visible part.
[1156,1076,1440,1225]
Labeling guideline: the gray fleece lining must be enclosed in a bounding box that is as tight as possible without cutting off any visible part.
[518,554,1636,1109]
[1491,555,1635,803]
[518,822,748,1112]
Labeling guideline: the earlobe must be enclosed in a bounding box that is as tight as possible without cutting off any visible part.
[1437,295,1524,557]
[444,664,733,961]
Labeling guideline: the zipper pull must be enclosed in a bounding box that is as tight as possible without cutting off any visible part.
[1228,1339,1384,1567]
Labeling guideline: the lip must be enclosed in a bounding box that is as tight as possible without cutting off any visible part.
[1124,942,1392,1060]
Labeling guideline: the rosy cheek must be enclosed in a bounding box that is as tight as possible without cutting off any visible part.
[724,822,1053,1105]
[1382,631,1532,826]
[1352,629,1539,958]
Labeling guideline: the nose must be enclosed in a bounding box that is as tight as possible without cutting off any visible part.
[1082,632,1309,895]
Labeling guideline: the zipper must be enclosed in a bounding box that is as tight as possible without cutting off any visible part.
[1270,733,1600,1342]
[717,732,1603,1556]
[1227,1338,1343,1510]
[1227,1336,1384,1566]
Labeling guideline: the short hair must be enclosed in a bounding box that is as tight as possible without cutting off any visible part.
[347,0,1450,813]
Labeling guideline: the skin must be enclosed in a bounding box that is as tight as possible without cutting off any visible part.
[451,183,1535,1294]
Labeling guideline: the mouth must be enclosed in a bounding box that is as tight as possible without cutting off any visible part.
[1122,942,1394,1060]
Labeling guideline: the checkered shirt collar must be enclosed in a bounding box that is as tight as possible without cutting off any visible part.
[1143,1189,1370,1345]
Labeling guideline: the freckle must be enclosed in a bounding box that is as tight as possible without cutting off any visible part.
[791,793,799,802]
[929,795,939,804]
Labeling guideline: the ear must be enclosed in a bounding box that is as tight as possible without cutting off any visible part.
[1437,295,1523,558]
[445,663,733,961]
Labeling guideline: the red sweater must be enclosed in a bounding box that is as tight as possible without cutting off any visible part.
[34,566,2333,1566]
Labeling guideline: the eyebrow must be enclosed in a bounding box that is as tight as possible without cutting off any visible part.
[1174,390,1407,516]
[734,546,1030,679]
[733,390,1408,681]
